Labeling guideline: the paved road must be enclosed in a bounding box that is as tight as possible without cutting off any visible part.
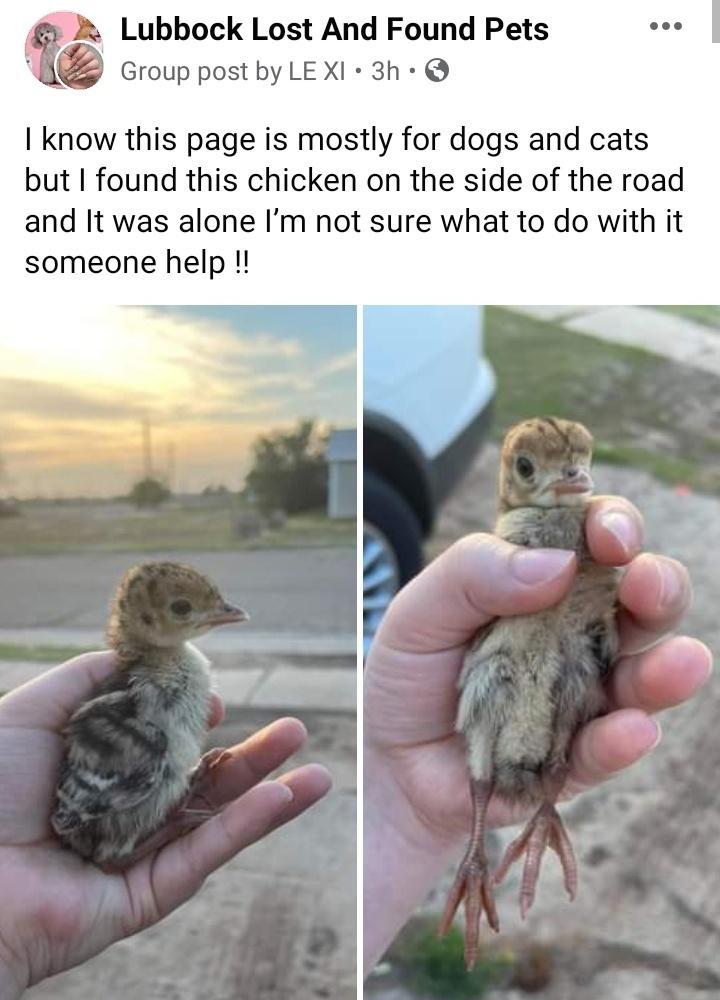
[419,446,720,1000]
[0,547,355,635]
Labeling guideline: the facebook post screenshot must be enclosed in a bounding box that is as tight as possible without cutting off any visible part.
[1,2,718,999]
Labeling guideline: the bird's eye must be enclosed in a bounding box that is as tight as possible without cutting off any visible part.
[516,456,535,480]
[170,599,192,617]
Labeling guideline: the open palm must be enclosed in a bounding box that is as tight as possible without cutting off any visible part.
[0,652,330,997]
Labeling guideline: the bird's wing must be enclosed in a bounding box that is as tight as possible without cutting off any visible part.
[53,690,168,833]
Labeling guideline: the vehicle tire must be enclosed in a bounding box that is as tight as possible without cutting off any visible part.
[363,471,423,653]
[364,470,423,584]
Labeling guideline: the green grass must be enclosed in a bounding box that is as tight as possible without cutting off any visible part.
[650,305,720,330]
[0,643,90,663]
[0,504,355,557]
[485,307,720,494]
[387,920,514,999]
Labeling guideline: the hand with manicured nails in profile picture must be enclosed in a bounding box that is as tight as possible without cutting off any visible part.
[57,43,102,89]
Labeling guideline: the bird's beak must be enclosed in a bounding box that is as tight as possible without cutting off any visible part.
[204,602,250,627]
[553,469,594,495]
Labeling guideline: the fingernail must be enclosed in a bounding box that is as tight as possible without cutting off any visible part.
[656,556,687,611]
[270,782,294,804]
[598,509,639,557]
[640,719,662,753]
[511,548,575,585]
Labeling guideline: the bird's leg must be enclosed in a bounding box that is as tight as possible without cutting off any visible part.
[493,771,577,919]
[438,779,499,970]
[99,813,206,872]
[184,746,234,811]
[100,749,233,871]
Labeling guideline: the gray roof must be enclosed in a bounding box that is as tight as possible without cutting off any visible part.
[327,429,357,462]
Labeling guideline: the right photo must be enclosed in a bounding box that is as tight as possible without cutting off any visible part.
[363,306,719,999]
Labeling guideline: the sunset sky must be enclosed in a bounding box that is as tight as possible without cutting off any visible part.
[0,306,356,497]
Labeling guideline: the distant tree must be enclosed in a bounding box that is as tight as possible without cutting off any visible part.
[129,477,171,509]
[245,419,328,515]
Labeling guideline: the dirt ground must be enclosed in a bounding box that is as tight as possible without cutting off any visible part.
[29,709,356,1000]
[374,445,720,1000]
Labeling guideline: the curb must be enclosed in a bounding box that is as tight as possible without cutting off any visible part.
[0,627,357,657]
[0,660,357,714]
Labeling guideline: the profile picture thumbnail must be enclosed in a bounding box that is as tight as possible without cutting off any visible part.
[26,12,103,90]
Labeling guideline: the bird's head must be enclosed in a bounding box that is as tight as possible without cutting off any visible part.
[108,561,249,650]
[498,417,594,511]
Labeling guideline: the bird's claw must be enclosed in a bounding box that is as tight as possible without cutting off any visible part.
[438,853,499,970]
[494,803,577,919]
[185,746,232,811]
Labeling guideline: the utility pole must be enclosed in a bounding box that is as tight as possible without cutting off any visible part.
[142,417,153,478]
[166,441,176,491]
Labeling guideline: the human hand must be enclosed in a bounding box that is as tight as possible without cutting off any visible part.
[363,497,710,970]
[57,44,102,89]
[0,653,331,998]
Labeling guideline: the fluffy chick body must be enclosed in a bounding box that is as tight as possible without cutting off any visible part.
[441,417,620,967]
[51,562,246,866]
[458,503,618,802]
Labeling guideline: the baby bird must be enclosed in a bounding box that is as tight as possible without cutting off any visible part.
[51,562,248,868]
[439,417,619,968]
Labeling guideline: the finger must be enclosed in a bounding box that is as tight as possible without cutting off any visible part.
[565,708,661,792]
[151,764,331,917]
[377,533,577,654]
[618,554,691,652]
[585,497,644,565]
[192,717,307,805]
[0,651,116,729]
[69,60,100,79]
[207,694,224,729]
[68,45,93,69]
[270,763,333,829]
[608,636,712,713]
[151,782,294,915]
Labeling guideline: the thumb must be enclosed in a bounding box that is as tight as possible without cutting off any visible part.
[377,533,577,654]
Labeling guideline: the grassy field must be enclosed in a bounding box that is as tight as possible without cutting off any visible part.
[0,503,355,557]
[0,643,88,663]
[485,307,720,494]
[651,305,720,330]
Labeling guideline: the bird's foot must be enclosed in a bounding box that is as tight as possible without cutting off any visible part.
[185,746,233,811]
[493,803,577,919]
[438,850,499,971]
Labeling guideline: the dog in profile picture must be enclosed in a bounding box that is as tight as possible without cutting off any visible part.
[31,21,63,84]
[74,16,101,45]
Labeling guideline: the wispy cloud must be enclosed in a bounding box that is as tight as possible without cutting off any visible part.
[0,306,355,496]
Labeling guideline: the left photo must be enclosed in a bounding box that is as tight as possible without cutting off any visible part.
[0,305,357,999]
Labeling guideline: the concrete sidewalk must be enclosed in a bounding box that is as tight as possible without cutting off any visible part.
[506,305,720,375]
[1,655,357,713]
[0,626,356,657]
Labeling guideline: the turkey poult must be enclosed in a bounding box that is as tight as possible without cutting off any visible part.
[439,417,619,968]
[51,562,248,868]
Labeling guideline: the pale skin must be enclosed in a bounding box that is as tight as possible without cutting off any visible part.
[364,496,712,974]
[0,653,331,998]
